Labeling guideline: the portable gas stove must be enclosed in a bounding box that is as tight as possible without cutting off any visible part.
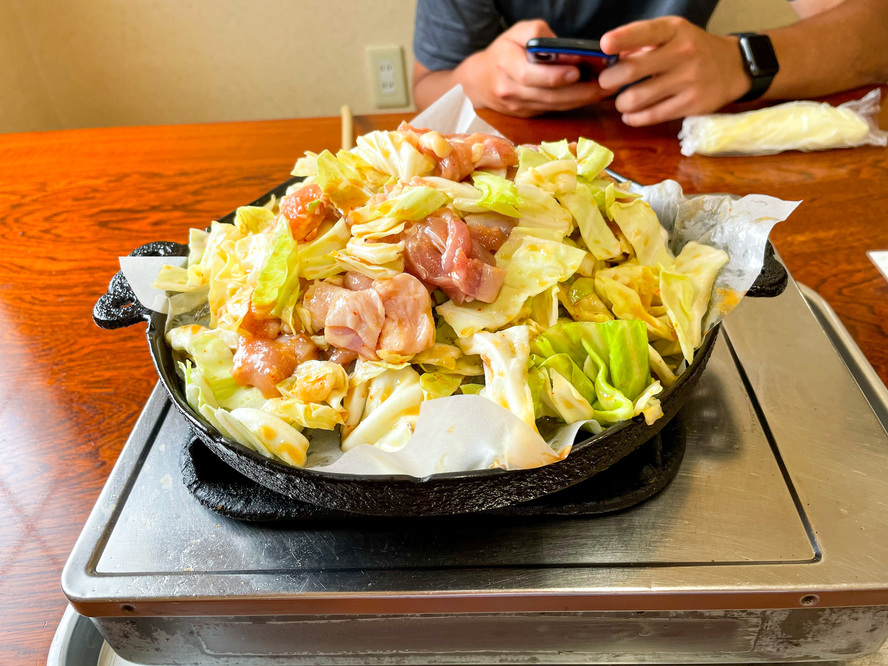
[54,273,888,666]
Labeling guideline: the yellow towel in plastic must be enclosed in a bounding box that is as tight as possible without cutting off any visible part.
[679,89,887,156]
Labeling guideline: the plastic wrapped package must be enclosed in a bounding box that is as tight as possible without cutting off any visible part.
[679,89,888,156]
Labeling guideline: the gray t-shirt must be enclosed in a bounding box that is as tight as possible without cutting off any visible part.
[414,0,722,71]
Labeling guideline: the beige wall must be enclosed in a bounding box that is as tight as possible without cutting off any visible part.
[1,0,797,135]
[0,2,63,132]
[708,0,798,34]
[1,0,418,133]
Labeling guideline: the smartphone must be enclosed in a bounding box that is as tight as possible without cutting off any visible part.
[526,37,617,80]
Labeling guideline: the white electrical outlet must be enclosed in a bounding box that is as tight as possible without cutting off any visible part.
[366,45,408,109]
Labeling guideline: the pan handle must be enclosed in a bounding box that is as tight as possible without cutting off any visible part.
[93,241,188,330]
[746,241,788,298]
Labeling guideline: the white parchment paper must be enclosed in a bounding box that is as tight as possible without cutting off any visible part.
[410,85,505,137]
[303,395,584,476]
[119,86,799,476]
[119,255,186,314]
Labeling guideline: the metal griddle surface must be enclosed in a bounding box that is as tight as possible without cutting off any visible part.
[95,332,814,576]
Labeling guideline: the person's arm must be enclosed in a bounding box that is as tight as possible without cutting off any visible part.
[596,0,888,126]
[413,20,607,117]
[763,0,888,98]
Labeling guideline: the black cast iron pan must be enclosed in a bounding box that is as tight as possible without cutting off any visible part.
[94,177,787,517]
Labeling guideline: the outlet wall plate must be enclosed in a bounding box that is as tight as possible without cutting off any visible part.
[366,45,409,109]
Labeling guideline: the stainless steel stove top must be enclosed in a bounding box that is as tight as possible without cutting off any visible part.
[60,277,888,664]
[95,334,814,574]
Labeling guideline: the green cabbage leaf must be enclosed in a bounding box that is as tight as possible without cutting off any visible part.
[575,137,614,180]
[235,205,276,235]
[457,326,537,431]
[341,366,424,452]
[252,221,300,320]
[472,171,523,217]
[297,218,350,280]
[419,372,463,401]
[610,199,674,266]
[316,150,375,210]
[558,180,622,260]
[659,241,729,362]
[530,320,657,425]
[355,130,435,182]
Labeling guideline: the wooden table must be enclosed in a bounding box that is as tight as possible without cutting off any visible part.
[1,89,887,663]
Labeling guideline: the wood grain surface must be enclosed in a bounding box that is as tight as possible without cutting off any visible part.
[1,89,887,663]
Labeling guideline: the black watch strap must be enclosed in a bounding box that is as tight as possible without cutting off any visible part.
[737,74,772,104]
[732,32,779,103]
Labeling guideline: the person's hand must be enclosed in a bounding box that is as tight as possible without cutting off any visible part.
[458,20,606,117]
[599,17,752,126]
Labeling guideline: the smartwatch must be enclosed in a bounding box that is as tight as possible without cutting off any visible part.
[732,32,779,103]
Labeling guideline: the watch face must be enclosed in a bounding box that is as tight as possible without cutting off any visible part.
[741,35,779,77]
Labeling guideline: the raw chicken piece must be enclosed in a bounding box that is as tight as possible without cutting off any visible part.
[398,123,518,181]
[238,301,282,339]
[232,334,318,398]
[373,273,435,357]
[435,140,475,181]
[463,212,517,253]
[303,282,385,360]
[344,271,374,291]
[403,209,506,304]
[465,133,519,169]
[279,183,330,242]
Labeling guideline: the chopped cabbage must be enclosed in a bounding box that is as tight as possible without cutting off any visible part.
[291,152,318,177]
[516,159,577,196]
[180,361,308,467]
[472,171,523,217]
[610,199,674,267]
[234,206,276,235]
[297,218,350,279]
[252,222,299,312]
[540,139,575,161]
[350,185,448,227]
[558,180,622,260]
[227,407,310,467]
[575,137,614,180]
[420,372,463,400]
[659,241,729,362]
[355,130,435,182]
[316,150,372,210]
[514,182,573,238]
[457,326,537,431]
[531,320,656,424]
[341,366,424,452]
